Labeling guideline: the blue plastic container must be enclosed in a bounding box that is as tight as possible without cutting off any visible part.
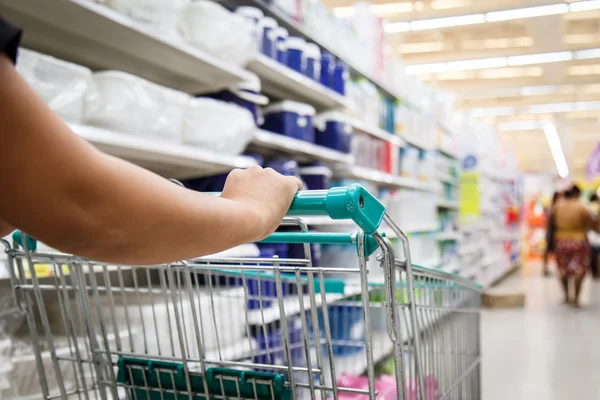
[266,159,298,177]
[275,27,288,65]
[314,111,353,153]
[320,51,335,88]
[262,101,316,143]
[288,241,321,269]
[259,17,278,59]
[304,43,321,82]
[299,164,332,190]
[320,304,364,355]
[333,60,348,95]
[246,247,290,309]
[251,317,308,374]
[286,37,306,74]
[210,74,268,125]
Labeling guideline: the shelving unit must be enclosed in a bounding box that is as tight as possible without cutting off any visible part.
[351,119,404,147]
[437,200,460,210]
[72,124,258,178]
[247,54,347,110]
[334,165,438,192]
[0,0,253,93]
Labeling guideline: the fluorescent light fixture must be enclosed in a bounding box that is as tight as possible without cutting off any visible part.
[508,51,572,66]
[497,120,543,131]
[486,4,568,22]
[406,48,600,75]
[410,14,485,30]
[520,85,560,96]
[544,123,569,178]
[528,102,574,114]
[446,57,507,71]
[569,0,600,12]
[574,48,600,60]
[334,2,415,17]
[385,22,411,33]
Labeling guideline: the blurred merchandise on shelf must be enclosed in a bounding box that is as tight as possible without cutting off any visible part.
[263,100,316,142]
[105,0,188,37]
[314,111,353,153]
[299,163,332,190]
[400,146,419,179]
[384,190,438,233]
[183,97,255,155]
[180,1,257,66]
[87,71,189,142]
[209,73,269,125]
[16,49,93,124]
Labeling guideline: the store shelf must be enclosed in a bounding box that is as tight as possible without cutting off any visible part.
[334,165,438,192]
[400,134,434,151]
[250,129,354,164]
[437,172,458,186]
[246,283,362,325]
[246,54,347,110]
[459,241,484,256]
[437,200,460,210]
[71,124,257,179]
[351,120,404,146]
[0,0,253,93]
[437,231,461,241]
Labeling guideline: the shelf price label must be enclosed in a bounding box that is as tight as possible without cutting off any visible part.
[459,172,480,225]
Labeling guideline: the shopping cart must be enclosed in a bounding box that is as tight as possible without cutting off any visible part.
[2,184,481,400]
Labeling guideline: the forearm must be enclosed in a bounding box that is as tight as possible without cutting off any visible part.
[0,55,266,264]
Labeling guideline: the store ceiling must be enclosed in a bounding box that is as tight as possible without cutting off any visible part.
[326,0,600,180]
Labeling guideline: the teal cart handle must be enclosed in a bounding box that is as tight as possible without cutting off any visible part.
[260,232,382,257]
[12,231,37,251]
[210,184,385,234]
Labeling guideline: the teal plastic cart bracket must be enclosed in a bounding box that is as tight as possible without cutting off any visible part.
[287,184,386,234]
[12,231,37,251]
[260,232,381,257]
[116,357,292,400]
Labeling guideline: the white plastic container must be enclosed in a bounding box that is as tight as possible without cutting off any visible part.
[16,49,93,124]
[180,1,257,66]
[182,98,255,155]
[85,71,189,142]
[304,43,321,81]
[105,0,188,37]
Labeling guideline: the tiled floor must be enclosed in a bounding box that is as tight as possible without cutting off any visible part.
[481,262,600,400]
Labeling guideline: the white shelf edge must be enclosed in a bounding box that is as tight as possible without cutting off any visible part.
[351,119,403,146]
[1,0,253,93]
[400,134,435,151]
[251,129,354,164]
[436,231,461,241]
[71,124,257,178]
[437,145,459,159]
[334,165,438,192]
[247,54,347,110]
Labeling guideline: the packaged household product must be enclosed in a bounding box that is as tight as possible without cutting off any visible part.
[86,71,189,142]
[106,0,188,37]
[333,60,348,95]
[180,1,256,66]
[210,73,269,125]
[304,43,321,81]
[16,49,93,124]
[262,101,316,142]
[286,36,307,74]
[182,97,255,154]
[275,27,289,64]
[400,146,420,178]
[258,17,279,59]
[320,50,335,88]
[314,111,353,153]
[266,159,299,176]
[299,163,332,190]
[419,151,436,181]
[235,6,264,50]
[320,303,364,355]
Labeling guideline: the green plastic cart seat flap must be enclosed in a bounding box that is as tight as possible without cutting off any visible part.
[116,357,292,400]
[287,184,386,234]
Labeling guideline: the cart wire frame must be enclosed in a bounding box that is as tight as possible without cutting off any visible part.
[1,187,481,400]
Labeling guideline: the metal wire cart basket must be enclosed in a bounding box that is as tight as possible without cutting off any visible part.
[1,184,481,400]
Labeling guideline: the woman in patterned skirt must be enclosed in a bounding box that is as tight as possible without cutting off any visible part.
[552,184,599,307]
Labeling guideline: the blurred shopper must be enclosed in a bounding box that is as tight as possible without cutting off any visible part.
[587,192,600,279]
[552,185,599,307]
[542,191,561,277]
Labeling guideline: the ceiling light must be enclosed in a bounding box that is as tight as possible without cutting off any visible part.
[334,2,415,17]
[385,22,411,33]
[521,85,560,96]
[486,4,568,22]
[410,14,485,30]
[406,63,446,74]
[470,107,515,117]
[446,57,507,71]
[569,0,600,12]
[431,0,471,9]
[497,120,543,131]
[574,48,600,60]
[508,51,572,66]
[528,102,574,114]
[400,42,445,54]
[544,123,569,178]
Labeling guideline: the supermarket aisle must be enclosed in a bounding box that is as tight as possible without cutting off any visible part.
[481,263,600,400]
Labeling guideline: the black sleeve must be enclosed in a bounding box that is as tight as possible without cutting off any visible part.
[0,16,22,64]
